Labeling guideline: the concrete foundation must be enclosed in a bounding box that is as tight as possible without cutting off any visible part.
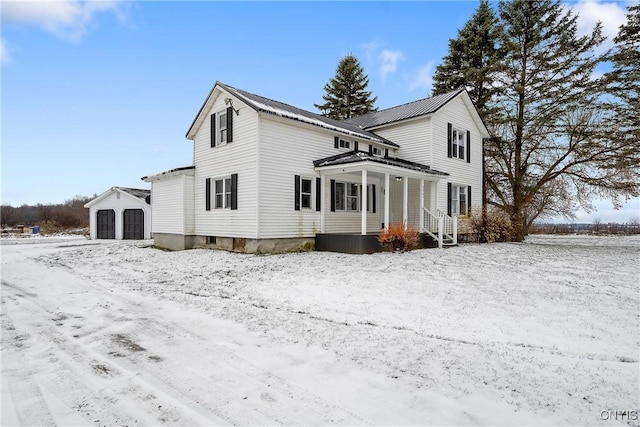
[151,233,314,254]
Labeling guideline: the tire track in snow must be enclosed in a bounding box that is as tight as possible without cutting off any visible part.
[2,258,374,426]
[104,315,373,426]
[2,279,232,426]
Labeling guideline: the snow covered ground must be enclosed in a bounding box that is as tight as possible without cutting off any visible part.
[1,235,638,426]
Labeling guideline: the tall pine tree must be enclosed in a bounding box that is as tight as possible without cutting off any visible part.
[484,0,639,241]
[315,55,377,120]
[606,4,640,142]
[432,0,501,120]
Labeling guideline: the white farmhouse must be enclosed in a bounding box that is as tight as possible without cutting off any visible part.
[142,82,489,253]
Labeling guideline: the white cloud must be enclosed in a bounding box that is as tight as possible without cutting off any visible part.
[409,61,435,95]
[379,49,405,81]
[568,0,631,50]
[1,37,11,64]
[2,0,125,42]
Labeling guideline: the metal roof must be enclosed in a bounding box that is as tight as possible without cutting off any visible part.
[116,187,150,200]
[141,165,195,182]
[345,89,465,129]
[313,151,449,177]
[213,82,399,147]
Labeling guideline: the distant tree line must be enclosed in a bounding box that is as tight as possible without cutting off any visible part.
[1,195,93,231]
[532,219,640,235]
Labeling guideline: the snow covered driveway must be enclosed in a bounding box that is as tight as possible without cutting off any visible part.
[1,235,638,426]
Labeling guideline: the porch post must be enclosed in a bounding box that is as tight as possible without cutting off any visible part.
[384,173,390,229]
[419,179,425,231]
[361,169,368,235]
[320,173,326,233]
[430,180,438,213]
[402,176,408,226]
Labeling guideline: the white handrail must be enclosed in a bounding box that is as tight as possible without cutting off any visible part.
[422,206,457,247]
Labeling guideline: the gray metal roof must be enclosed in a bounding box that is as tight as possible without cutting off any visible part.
[313,151,449,176]
[218,82,399,147]
[141,165,195,182]
[116,187,150,200]
[345,89,464,129]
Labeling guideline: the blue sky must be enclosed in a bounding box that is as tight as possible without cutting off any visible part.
[1,0,638,223]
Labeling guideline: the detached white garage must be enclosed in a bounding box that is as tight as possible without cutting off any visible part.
[85,187,152,240]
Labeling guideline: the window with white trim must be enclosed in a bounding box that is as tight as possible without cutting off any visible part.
[451,185,467,215]
[339,139,351,149]
[371,146,383,156]
[333,182,375,212]
[452,128,465,160]
[214,177,232,209]
[218,111,228,144]
[301,177,312,209]
[346,183,359,211]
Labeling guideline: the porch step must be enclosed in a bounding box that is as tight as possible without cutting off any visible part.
[420,232,457,248]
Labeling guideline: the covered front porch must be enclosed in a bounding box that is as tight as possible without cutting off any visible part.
[313,152,458,253]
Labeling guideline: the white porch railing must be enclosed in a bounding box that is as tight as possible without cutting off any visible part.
[421,207,457,248]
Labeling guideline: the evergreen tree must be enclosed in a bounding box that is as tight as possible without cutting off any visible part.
[432,0,501,119]
[606,4,640,142]
[315,55,377,120]
[484,0,639,241]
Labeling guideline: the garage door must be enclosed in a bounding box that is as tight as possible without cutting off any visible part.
[123,209,144,240]
[96,210,115,239]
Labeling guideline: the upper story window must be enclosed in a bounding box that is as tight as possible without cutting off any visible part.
[334,136,354,150]
[452,129,465,160]
[371,146,383,157]
[447,123,470,163]
[210,107,234,148]
[218,111,228,144]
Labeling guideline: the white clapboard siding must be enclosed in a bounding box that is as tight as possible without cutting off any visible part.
[430,95,484,212]
[258,116,381,238]
[183,174,195,234]
[191,94,259,238]
[152,176,186,234]
[374,117,432,166]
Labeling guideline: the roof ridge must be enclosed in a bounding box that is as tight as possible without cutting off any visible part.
[365,88,463,115]
[223,82,315,116]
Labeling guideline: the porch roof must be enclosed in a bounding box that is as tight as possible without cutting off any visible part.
[313,151,448,179]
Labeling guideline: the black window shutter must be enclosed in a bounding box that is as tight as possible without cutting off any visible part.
[230,174,238,210]
[466,130,471,163]
[330,179,336,212]
[315,177,321,211]
[447,123,452,158]
[447,182,452,216]
[384,149,389,158]
[205,178,211,211]
[372,184,376,213]
[210,114,216,148]
[226,107,233,143]
[294,175,300,211]
[368,144,373,155]
[354,141,358,152]
[467,185,472,215]
[334,136,339,149]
